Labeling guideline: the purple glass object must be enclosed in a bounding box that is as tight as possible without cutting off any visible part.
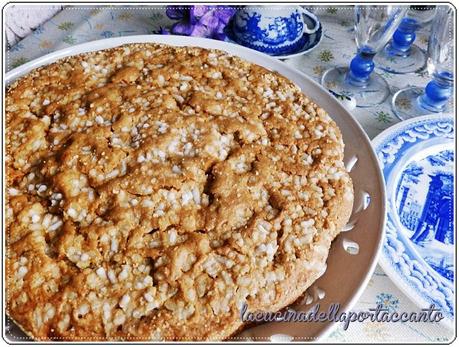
[163,5,236,40]
[165,7,188,20]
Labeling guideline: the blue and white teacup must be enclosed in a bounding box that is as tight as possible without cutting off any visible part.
[231,6,320,55]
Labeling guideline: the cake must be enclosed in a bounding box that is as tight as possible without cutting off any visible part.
[5,43,353,341]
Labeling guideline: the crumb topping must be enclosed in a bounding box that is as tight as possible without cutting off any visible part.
[6,43,352,341]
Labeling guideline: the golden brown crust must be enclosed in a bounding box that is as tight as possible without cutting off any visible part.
[5,43,353,341]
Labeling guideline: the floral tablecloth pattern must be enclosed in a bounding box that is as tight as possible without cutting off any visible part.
[5,5,454,343]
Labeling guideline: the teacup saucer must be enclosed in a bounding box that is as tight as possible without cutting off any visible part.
[225,14,322,60]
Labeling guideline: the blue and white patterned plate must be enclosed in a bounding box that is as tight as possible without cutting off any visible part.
[224,13,322,59]
[373,114,454,327]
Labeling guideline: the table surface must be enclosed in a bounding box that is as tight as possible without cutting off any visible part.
[5,5,454,343]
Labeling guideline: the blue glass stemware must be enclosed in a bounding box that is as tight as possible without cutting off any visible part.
[392,6,454,119]
[375,6,437,74]
[321,6,407,108]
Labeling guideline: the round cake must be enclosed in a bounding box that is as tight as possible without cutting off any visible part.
[5,43,353,341]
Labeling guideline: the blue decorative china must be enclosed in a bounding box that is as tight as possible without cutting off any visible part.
[373,114,454,326]
[227,6,320,56]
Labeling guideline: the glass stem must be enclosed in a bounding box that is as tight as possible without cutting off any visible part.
[386,17,418,57]
[346,50,376,87]
[417,72,453,112]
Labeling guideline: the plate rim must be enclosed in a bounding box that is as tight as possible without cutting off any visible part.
[372,113,455,327]
[4,34,386,342]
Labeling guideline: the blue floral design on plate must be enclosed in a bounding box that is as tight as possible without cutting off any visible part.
[373,114,454,326]
[397,150,454,281]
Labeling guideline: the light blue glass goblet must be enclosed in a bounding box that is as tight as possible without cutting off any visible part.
[392,6,454,120]
[321,5,407,108]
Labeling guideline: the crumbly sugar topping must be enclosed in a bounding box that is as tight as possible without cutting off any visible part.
[6,43,353,341]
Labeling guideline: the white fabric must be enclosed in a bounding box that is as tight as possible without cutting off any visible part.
[5,5,62,46]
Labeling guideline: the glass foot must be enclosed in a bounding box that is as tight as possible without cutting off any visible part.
[321,66,390,108]
[391,87,452,120]
[375,44,427,74]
